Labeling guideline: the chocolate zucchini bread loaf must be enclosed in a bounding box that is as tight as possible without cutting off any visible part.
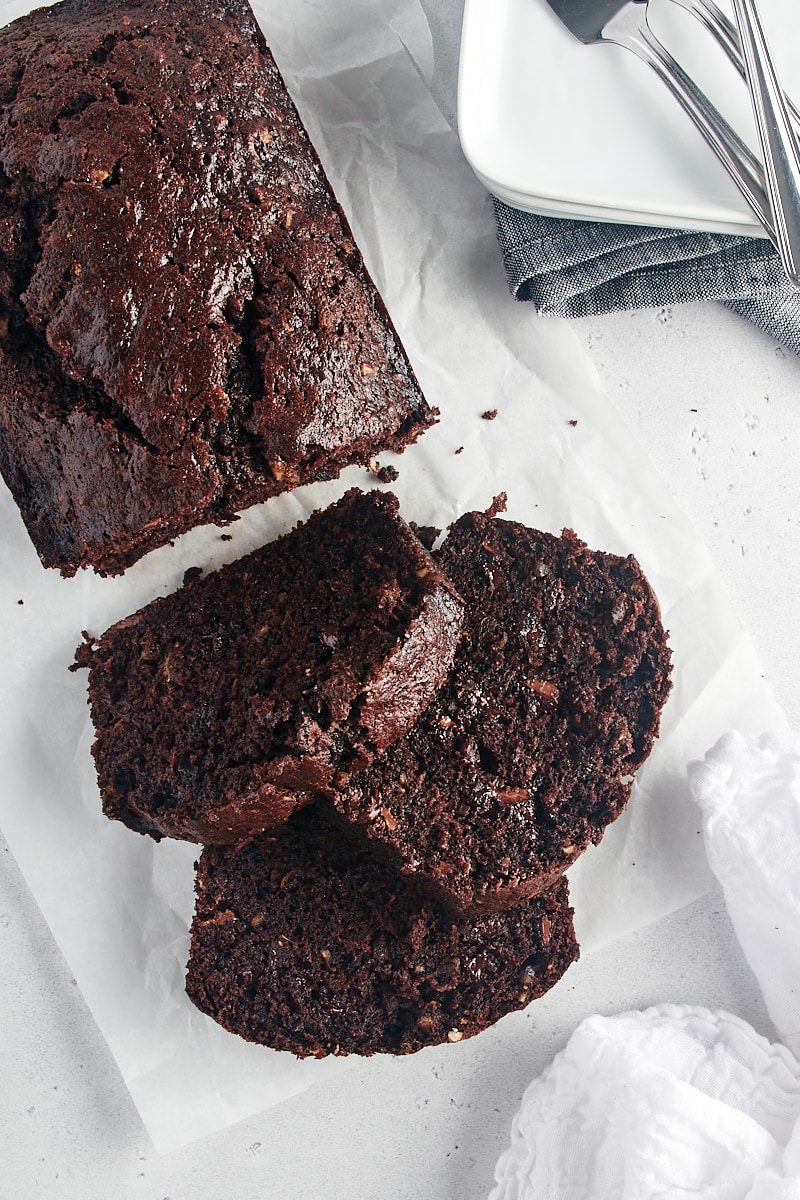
[333,505,672,915]
[186,800,579,1056]
[74,490,463,843]
[0,0,433,576]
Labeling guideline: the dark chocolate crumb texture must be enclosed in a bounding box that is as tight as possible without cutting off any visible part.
[334,502,673,914]
[74,490,464,843]
[185,800,579,1057]
[0,0,434,576]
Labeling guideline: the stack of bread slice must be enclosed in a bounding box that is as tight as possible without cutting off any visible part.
[76,488,671,1057]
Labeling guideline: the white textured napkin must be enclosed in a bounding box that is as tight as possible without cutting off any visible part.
[689,732,800,1055]
[492,202,800,357]
[490,1006,800,1200]
[489,732,800,1200]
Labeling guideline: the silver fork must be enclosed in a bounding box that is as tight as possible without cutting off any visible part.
[673,0,800,133]
[730,0,800,283]
[679,0,800,282]
[655,0,800,282]
[543,0,774,237]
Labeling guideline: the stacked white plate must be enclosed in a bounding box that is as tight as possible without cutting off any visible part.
[457,0,798,235]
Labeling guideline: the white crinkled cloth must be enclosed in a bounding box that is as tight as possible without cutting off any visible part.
[489,732,800,1200]
[691,733,800,1054]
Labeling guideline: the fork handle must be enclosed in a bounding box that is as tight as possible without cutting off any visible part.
[613,19,774,239]
[730,0,800,285]
[674,0,800,140]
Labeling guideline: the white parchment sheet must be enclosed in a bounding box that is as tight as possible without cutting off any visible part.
[0,0,787,1152]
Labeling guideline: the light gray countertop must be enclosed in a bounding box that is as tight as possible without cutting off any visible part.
[2,1,798,1196]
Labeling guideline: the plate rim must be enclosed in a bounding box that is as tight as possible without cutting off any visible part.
[456,0,767,236]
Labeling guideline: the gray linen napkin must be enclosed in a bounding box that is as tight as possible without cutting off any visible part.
[492,196,800,355]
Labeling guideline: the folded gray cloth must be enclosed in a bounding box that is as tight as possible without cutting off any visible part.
[492,196,800,355]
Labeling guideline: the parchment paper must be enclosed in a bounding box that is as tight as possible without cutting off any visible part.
[0,0,787,1152]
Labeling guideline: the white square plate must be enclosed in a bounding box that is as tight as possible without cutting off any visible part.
[457,0,798,235]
